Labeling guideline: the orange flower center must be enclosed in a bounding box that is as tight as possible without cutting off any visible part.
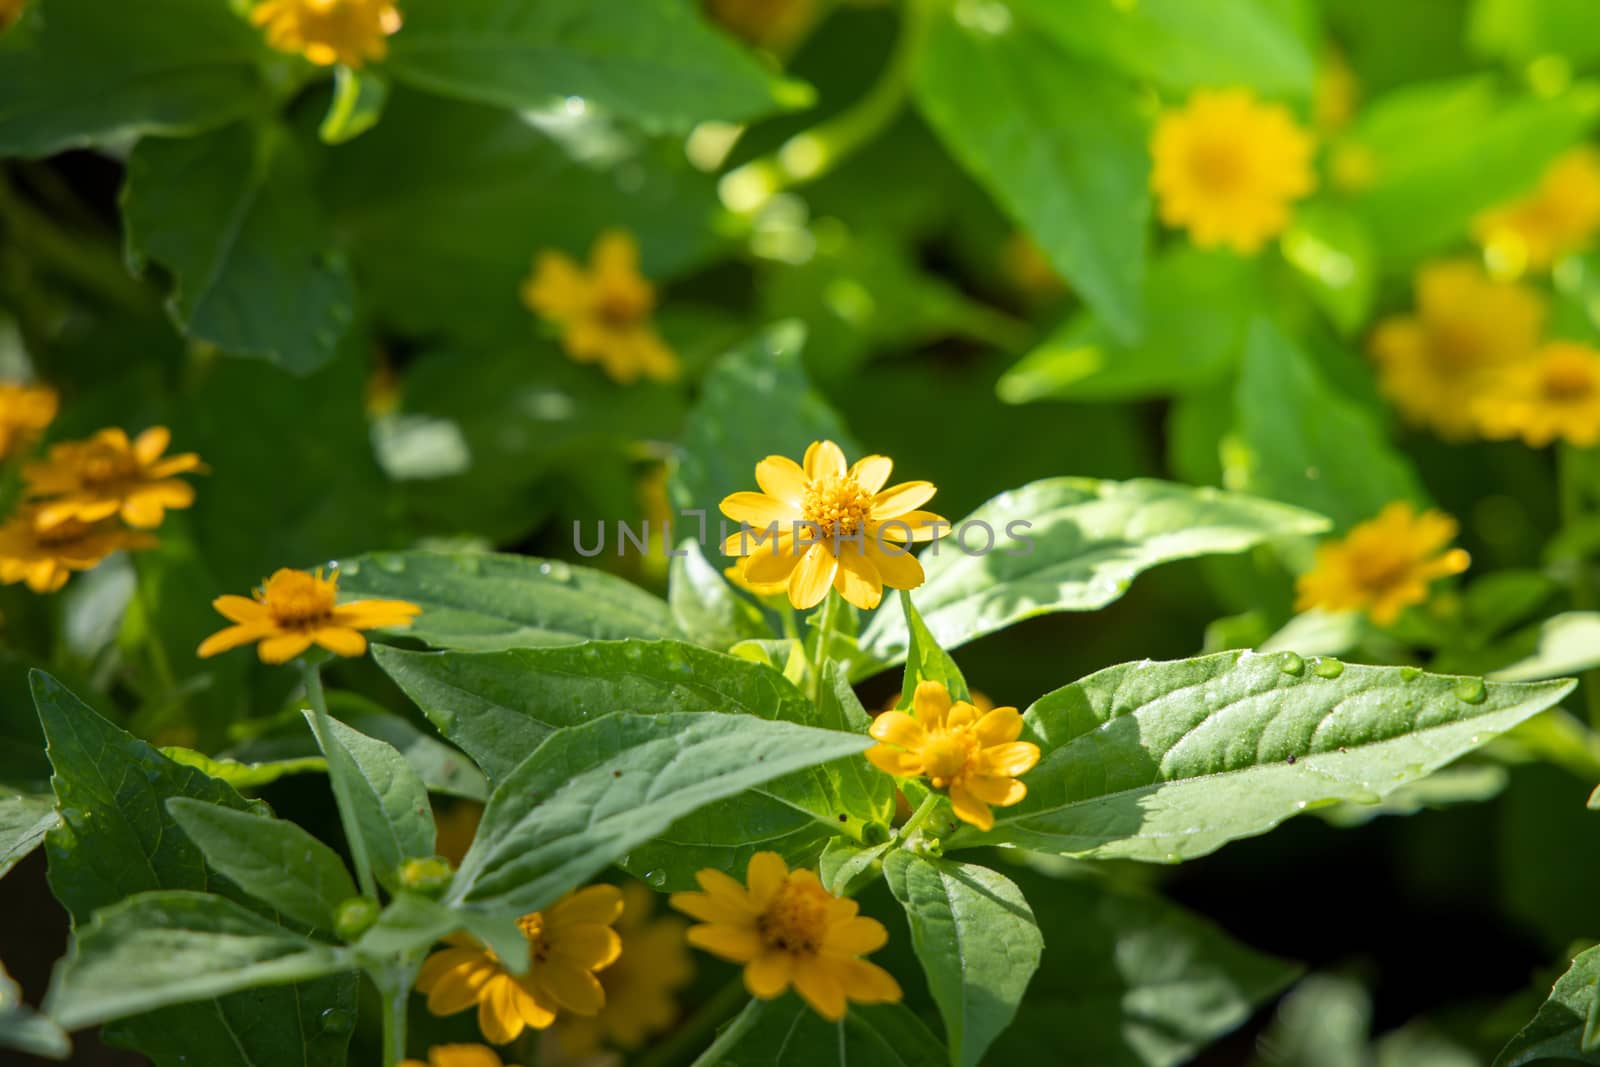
[260,571,338,627]
[922,731,976,787]
[78,443,139,487]
[756,878,829,957]
[516,912,552,965]
[1347,547,1414,593]
[595,286,651,328]
[1541,353,1596,400]
[1426,321,1489,370]
[1187,138,1246,196]
[34,516,94,547]
[801,476,873,540]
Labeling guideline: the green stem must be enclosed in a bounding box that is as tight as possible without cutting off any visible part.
[378,976,408,1067]
[1559,443,1600,728]
[634,976,749,1067]
[301,660,380,900]
[808,590,840,701]
[897,792,942,846]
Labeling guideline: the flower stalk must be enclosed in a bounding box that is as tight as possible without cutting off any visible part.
[301,659,380,900]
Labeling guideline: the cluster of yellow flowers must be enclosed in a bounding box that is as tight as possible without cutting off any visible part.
[0,385,204,593]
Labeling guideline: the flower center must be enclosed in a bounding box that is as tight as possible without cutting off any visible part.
[1187,138,1246,196]
[595,286,651,328]
[261,571,337,627]
[1541,354,1595,400]
[755,879,830,957]
[1348,549,1413,593]
[1426,321,1488,370]
[517,912,552,965]
[801,476,874,540]
[78,444,138,487]
[922,731,976,787]
[35,517,94,547]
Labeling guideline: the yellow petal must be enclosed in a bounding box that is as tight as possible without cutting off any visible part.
[313,627,368,658]
[549,884,624,928]
[477,978,527,1043]
[871,481,937,519]
[866,540,925,590]
[948,784,994,831]
[720,491,796,527]
[869,711,927,750]
[212,595,268,623]
[834,957,903,1005]
[548,924,621,971]
[822,915,887,955]
[977,741,1040,778]
[833,548,883,610]
[688,923,763,962]
[744,950,794,999]
[849,454,893,495]
[755,455,809,505]
[803,440,847,482]
[258,631,315,664]
[791,956,847,1021]
[530,958,605,1014]
[196,623,267,659]
[746,851,789,906]
[787,542,837,610]
[912,681,951,729]
[973,707,1024,746]
[964,775,1027,807]
[877,510,948,542]
[865,745,924,778]
[745,538,803,585]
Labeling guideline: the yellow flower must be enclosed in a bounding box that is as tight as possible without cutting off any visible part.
[251,0,402,68]
[1294,502,1470,626]
[434,801,483,868]
[0,508,155,594]
[554,883,694,1055]
[1473,340,1600,448]
[196,567,420,663]
[24,426,203,532]
[670,852,900,1021]
[1150,88,1315,253]
[0,0,25,30]
[521,230,679,385]
[416,885,624,1045]
[1368,260,1545,439]
[704,0,816,47]
[400,1045,522,1067]
[866,680,1038,832]
[1474,147,1600,276]
[0,383,56,460]
[718,440,947,611]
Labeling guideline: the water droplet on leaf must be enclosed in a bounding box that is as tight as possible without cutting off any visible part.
[1312,657,1344,679]
[1454,678,1488,704]
[1279,652,1305,676]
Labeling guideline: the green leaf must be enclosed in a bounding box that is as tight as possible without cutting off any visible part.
[307,713,434,893]
[1280,203,1378,336]
[988,862,1301,1066]
[320,65,389,144]
[1470,0,1600,65]
[897,590,971,706]
[1232,319,1425,529]
[123,120,355,374]
[448,711,872,915]
[166,798,357,932]
[0,0,266,156]
[998,247,1260,404]
[883,852,1043,1067]
[0,792,55,879]
[818,837,891,898]
[354,893,461,958]
[46,891,351,1031]
[696,997,948,1066]
[32,671,356,1066]
[383,0,805,131]
[1012,0,1315,98]
[669,538,774,651]
[1253,973,1372,1067]
[671,323,857,520]
[160,749,328,790]
[913,7,1149,340]
[857,478,1329,668]
[959,651,1574,861]
[338,551,677,651]
[1492,612,1600,682]
[0,958,68,1060]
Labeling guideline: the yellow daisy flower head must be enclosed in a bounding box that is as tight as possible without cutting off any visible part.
[521,230,680,385]
[704,0,816,47]
[719,440,948,611]
[1368,260,1546,439]
[670,852,901,1021]
[1150,88,1316,254]
[0,507,155,594]
[400,1045,522,1067]
[866,680,1039,832]
[0,383,57,461]
[250,0,402,68]
[1294,502,1470,626]
[1475,147,1600,277]
[553,882,694,1055]
[415,885,624,1045]
[196,567,420,663]
[23,426,203,532]
[1473,340,1600,448]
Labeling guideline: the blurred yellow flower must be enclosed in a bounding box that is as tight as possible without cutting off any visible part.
[719,440,946,611]
[400,1046,521,1067]
[197,567,419,663]
[1295,502,1470,626]
[521,230,679,385]
[1313,50,1358,132]
[0,508,154,594]
[0,383,56,461]
[554,882,693,1055]
[433,801,482,868]
[1151,88,1315,253]
[670,852,900,1021]
[416,885,623,1045]
[251,0,401,68]
[1474,147,1600,276]
[704,0,816,47]
[24,426,203,531]
[1368,260,1545,438]
[1473,340,1600,448]
[0,0,24,30]
[866,680,1038,832]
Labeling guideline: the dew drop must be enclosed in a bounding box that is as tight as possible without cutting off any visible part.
[372,553,406,574]
[1454,678,1488,705]
[319,1008,354,1034]
[1312,657,1344,679]
[1278,652,1305,676]
[645,869,668,888]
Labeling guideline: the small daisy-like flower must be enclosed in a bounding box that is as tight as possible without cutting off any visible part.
[400,1045,521,1067]
[416,885,624,1045]
[0,508,155,594]
[670,852,900,1021]
[196,567,420,663]
[521,230,679,385]
[1474,147,1600,276]
[866,680,1038,832]
[704,0,816,47]
[1473,340,1600,448]
[0,383,56,460]
[553,882,694,1055]
[1368,260,1545,439]
[1295,502,1470,626]
[1150,88,1316,253]
[24,426,203,532]
[719,440,947,611]
[251,0,402,68]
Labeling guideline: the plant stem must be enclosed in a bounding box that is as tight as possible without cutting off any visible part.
[634,976,748,1067]
[378,975,408,1067]
[808,590,840,701]
[301,659,380,900]
[1558,444,1600,728]
[897,792,942,846]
